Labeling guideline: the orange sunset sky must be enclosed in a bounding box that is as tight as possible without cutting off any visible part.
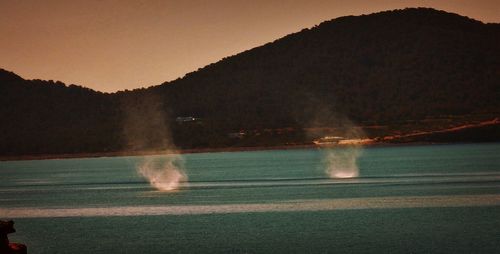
[0,0,499,92]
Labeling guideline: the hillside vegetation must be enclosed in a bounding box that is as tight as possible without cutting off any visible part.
[1,8,499,156]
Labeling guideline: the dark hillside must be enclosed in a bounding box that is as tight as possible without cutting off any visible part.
[155,8,499,128]
[0,69,122,155]
[1,8,499,155]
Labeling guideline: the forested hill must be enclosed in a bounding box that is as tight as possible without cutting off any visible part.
[1,8,499,156]
[0,69,123,154]
[153,8,499,127]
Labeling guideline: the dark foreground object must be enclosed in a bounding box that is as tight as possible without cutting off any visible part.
[0,220,27,254]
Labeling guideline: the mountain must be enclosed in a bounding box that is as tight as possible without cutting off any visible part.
[155,8,499,126]
[1,8,499,156]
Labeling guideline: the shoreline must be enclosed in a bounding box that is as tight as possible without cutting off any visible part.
[0,141,458,162]
[0,144,316,161]
[1,118,497,162]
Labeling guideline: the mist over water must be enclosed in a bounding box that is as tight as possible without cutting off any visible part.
[121,94,188,191]
[137,155,187,191]
[324,146,361,178]
[296,99,366,179]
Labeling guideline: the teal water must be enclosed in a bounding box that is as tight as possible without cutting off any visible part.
[1,143,500,253]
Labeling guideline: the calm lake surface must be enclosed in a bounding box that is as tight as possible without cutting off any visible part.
[1,143,500,253]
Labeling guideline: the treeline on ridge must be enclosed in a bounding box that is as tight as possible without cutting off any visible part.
[1,8,499,155]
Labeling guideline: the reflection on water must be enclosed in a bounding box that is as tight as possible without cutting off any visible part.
[2,194,500,218]
[2,172,499,194]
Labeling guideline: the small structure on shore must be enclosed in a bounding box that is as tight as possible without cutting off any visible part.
[175,116,197,123]
[228,131,246,139]
[338,138,374,145]
[313,136,344,145]
[313,136,375,146]
[0,220,27,254]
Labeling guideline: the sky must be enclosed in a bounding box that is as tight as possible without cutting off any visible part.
[0,0,499,92]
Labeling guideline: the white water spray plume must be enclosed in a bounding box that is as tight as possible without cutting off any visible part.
[324,146,361,178]
[120,93,188,191]
[137,154,187,191]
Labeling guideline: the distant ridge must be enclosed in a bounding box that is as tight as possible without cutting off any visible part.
[1,8,499,155]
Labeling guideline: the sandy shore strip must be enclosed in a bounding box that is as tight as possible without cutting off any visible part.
[0,142,440,161]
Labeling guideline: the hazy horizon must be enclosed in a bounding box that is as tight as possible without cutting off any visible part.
[1,0,499,92]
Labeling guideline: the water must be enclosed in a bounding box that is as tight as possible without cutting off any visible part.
[1,143,500,253]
